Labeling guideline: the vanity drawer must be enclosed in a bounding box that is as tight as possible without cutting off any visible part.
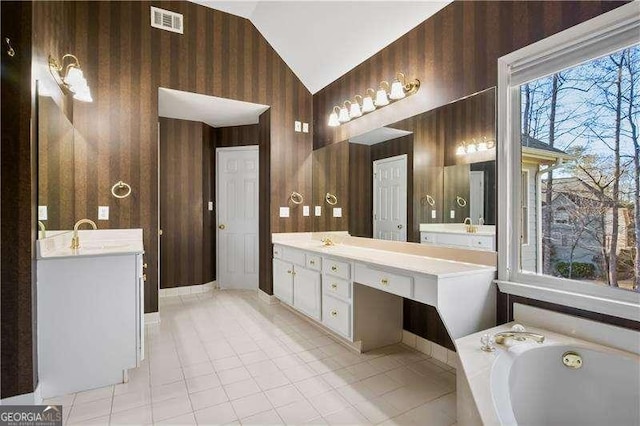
[273,245,283,259]
[322,275,351,300]
[305,254,322,271]
[354,264,413,298]
[282,247,306,266]
[322,294,351,338]
[323,258,351,280]
[469,236,494,251]
[420,232,437,244]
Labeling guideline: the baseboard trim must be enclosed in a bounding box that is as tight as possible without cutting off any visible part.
[401,330,459,370]
[1,385,42,405]
[144,312,161,325]
[257,289,278,305]
[159,281,216,298]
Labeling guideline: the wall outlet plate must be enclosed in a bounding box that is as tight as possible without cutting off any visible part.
[302,122,309,133]
[294,121,302,132]
[208,201,214,211]
[38,205,48,221]
[303,205,310,216]
[279,207,290,218]
[98,206,110,220]
[333,207,342,218]
[431,209,436,219]
[315,206,322,216]
[450,210,455,219]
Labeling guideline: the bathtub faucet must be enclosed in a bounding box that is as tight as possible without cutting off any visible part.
[494,330,545,345]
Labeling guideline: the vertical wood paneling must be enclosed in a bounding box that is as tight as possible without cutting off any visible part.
[313,141,349,231]
[34,1,313,312]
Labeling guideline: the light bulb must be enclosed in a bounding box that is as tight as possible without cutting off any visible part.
[328,111,339,127]
[466,143,477,154]
[389,80,405,100]
[73,85,93,102]
[477,140,488,151]
[338,106,350,123]
[455,145,466,156]
[375,88,389,107]
[362,95,375,113]
[65,66,85,88]
[349,101,362,118]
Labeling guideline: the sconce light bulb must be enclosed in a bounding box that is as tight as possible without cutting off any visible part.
[477,140,488,151]
[362,96,375,113]
[338,106,350,123]
[349,102,362,118]
[455,145,466,156]
[65,66,85,88]
[328,111,340,127]
[389,80,405,100]
[375,88,389,107]
[466,143,477,154]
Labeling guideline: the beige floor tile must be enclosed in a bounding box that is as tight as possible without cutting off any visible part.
[360,373,402,396]
[245,359,281,377]
[308,389,351,417]
[188,386,229,411]
[111,388,151,414]
[322,406,370,425]
[223,377,261,400]
[253,370,291,391]
[193,401,238,425]
[182,360,214,379]
[334,380,377,405]
[74,385,114,405]
[276,399,321,424]
[212,355,244,372]
[218,366,252,385]
[155,412,197,425]
[186,372,222,393]
[240,408,284,425]
[294,376,335,397]
[152,394,193,422]
[67,414,110,425]
[230,392,273,419]
[264,384,304,408]
[353,396,402,424]
[67,398,112,423]
[109,404,152,425]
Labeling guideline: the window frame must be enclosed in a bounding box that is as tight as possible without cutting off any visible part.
[520,169,530,246]
[497,2,640,321]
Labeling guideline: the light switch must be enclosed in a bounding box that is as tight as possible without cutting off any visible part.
[208,201,214,211]
[294,121,302,132]
[315,206,322,216]
[98,206,110,220]
[302,122,309,133]
[38,205,48,221]
[303,205,310,216]
[333,207,342,218]
[431,209,437,219]
[279,207,290,218]
[450,210,455,219]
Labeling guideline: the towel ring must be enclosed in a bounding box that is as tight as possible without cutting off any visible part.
[456,195,467,207]
[111,180,132,199]
[290,191,304,205]
[325,192,338,206]
[421,195,435,207]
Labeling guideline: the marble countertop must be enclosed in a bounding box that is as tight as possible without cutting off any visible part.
[273,236,495,279]
[37,229,144,259]
[419,223,496,236]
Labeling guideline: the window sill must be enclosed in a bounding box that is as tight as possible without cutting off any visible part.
[496,280,640,322]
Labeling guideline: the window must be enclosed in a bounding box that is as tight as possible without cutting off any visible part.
[497,3,640,321]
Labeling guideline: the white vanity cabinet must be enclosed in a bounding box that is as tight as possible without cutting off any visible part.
[420,231,495,251]
[273,258,294,305]
[273,247,322,320]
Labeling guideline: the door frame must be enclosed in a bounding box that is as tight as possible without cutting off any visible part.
[215,145,259,289]
[469,170,485,223]
[372,154,408,242]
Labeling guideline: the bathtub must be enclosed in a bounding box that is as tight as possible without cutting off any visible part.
[491,343,640,426]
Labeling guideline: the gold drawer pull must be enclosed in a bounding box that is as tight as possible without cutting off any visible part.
[331,266,338,272]
[143,274,147,282]
[292,271,296,276]
[309,260,315,265]
[143,263,148,269]
[287,270,292,274]
[330,309,338,317]
[330,283,338,290]
[380,278,389,286]
[274,250,279,255]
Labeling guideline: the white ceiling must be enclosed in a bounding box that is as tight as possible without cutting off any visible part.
[158,88,269,127]
[192,1,451,94]
[349,127,412,145]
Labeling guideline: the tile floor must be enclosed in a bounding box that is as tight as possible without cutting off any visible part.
[46,290,457,425]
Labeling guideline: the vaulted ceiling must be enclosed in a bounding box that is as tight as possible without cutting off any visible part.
[192,1,451,94]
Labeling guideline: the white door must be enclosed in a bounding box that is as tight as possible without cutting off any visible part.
[292,267,321,320]
[216,147,259,289]
[469,170,485,224]
[373,154,408,241]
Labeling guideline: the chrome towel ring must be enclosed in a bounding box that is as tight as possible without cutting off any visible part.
[456,195,467,207]
[111,180,132,199]
[290,191,304,205]
[325,192,338,206]
[421,194,435,207]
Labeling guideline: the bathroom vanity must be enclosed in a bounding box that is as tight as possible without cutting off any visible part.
[36,229,145,398]
[420,224,496,251]
[272,233,496,352]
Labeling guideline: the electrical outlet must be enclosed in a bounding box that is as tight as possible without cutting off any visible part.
[315,206,322,216]
[333,207,342,218]
[98,206,110,220]
[431,209,436,219]
[302,122,309,133]
[208,201,214,211]
[294,121,302,132]
[38,206,48,221]
[303,205,310,216]
[279,207,290,218]
[450,210,455,219]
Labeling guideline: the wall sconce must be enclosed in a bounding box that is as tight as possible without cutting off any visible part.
[327,72,420,127]
[48,54,93,102]
[455,137,495,156]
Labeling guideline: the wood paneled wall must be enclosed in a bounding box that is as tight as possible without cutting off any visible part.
[34,1,313,312]
[313,141,349,231]
[313,1,627,149]
[1,0,35,399]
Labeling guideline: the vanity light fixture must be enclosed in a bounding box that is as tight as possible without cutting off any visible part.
[326,72,420,126]
[455,137,496,156]
[48,54,93,102]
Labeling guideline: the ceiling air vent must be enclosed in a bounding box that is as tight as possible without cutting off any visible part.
[151,6,183,34]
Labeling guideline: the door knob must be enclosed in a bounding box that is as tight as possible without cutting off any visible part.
[218,224,225,230]
[397,224,403,229]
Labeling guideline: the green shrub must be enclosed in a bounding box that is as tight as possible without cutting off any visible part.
[556,262,596,279]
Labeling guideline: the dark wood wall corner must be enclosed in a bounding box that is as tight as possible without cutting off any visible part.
[1,0,36,399]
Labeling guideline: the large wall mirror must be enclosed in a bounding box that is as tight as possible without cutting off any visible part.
[312,87,496,252]
[37,81,76,237]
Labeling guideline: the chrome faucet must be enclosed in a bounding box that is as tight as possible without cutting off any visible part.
[321,235,334,246]
[71,219,97,249]
[38,220,46,239]
[494,330,545,345]
[478,217,485,226]
[463,217,477,233]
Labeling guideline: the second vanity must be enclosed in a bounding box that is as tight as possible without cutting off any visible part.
[273,233,496,352]
[37,229,145,398]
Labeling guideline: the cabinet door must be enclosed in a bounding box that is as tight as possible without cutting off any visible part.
[273,259,294,305]
[293,266,322,320]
